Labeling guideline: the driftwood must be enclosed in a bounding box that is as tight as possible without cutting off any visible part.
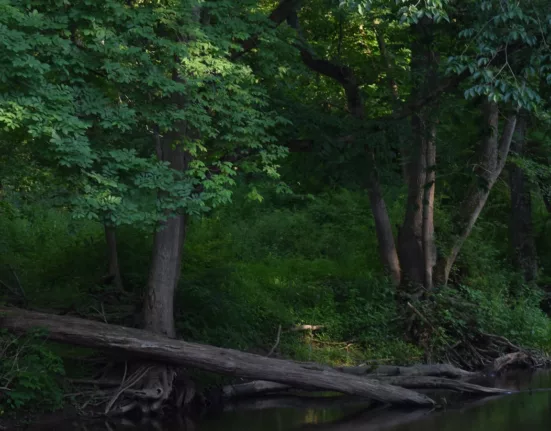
[220,375,505,402]
[0,307,434,406]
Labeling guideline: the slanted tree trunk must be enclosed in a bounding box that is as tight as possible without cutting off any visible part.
[366,173,401,286]
[509,114,538,282]
[104,224,123,291]
[435,102,518,285]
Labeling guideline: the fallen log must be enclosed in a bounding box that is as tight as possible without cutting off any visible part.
[0,307,434,406]
[221,380,298,399]
[220,375,505,401]
[374,376,507,394]
[337,364,477,379]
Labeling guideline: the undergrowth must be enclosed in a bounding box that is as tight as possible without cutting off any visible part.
[0,329,65,416]
[1,185,551,414]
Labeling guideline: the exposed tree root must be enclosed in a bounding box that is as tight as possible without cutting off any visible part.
[68,363,195,416]
[3,306,545,416]
[441,331,550,372]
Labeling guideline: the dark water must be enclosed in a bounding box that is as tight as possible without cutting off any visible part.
[19,370,551,431]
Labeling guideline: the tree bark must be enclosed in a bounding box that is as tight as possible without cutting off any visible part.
[104,224,123,291]
[0,306,435,406]
[435,102,517,285]
[398,22,438,291]
[143,0,199,336]
[367,172,401,286]
[423,125,436,290]
[509,114,538,282]
[144,113,189,339]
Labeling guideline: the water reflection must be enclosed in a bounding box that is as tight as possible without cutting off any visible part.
[20,369,551,431]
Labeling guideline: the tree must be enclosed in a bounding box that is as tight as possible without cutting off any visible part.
[255,0,551,291]
[1,0,287,410]
[508,114,538,282]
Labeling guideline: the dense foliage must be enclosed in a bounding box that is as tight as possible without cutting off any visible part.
[1,0,551,417]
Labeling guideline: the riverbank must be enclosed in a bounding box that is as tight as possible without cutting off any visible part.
[7,368,551,431]
[2,190,551,420]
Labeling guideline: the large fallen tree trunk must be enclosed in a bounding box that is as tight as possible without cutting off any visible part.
[221,376,505,401]
[0,307,433,406]
[374,376,506,394]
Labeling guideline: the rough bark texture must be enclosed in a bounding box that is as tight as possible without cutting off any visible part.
[104,225,123,291]
[435,103,518,285]
[0,306,435,406]
[509,115,538,282]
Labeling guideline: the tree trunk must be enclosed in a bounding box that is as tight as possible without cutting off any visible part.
[435,102,517,285]
[288,10,401,286]
[367,170,401,286]
[220,375,503,404]
[398,109,428,289]
[509,114,538,282]
[398,21,438,291]
[144,211,186,338]
[0,306,435,406]
[144,59,192,339]
[422,125,436,291]
[104,224,123,291]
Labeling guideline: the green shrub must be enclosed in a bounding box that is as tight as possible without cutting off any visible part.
[0,329,65,415]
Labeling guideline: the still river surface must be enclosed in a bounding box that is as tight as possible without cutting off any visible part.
[19,370,551,431]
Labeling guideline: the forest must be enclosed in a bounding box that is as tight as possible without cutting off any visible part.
[1,0,551,423]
